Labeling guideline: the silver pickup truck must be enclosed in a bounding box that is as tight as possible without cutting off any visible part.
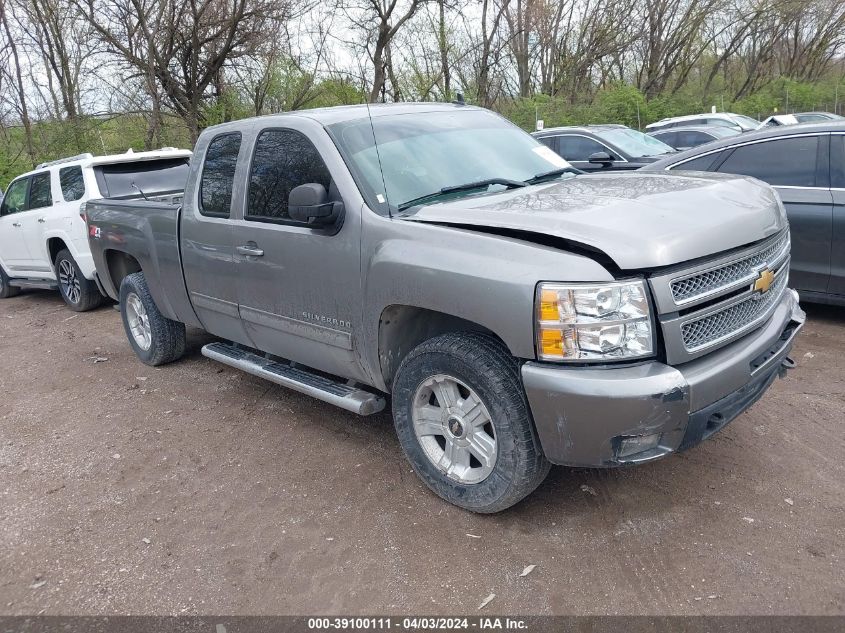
[86,103,805,512]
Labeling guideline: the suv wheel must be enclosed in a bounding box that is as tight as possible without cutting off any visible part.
[392,332,550,513]
[0,267,20,299]
[119,272,186,366]
[55,249,102,311]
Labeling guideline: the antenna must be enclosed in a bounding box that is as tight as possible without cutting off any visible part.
[452,92,465,106]
[364,100,392,218]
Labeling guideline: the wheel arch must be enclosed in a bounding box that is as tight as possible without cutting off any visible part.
[377,305,509,390]
[47,236,71,265]
[103,249,142,295]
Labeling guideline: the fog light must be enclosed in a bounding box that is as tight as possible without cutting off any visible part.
[618,433,661,458]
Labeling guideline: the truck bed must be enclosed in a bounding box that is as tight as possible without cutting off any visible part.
[85,196,199,326]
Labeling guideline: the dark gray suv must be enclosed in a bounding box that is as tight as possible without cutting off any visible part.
[646,122,845,306]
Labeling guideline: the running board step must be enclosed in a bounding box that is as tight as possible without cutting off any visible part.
[201,342,386,416]
[10,279,59,290]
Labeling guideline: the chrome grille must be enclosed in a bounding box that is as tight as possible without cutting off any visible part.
[680,271,788,352]
[670,231,789,304]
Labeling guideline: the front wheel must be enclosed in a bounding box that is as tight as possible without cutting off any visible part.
[119,272,186,366]
[55,249,102,311]
[392,332,550,513]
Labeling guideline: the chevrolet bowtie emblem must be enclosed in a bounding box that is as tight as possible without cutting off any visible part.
[754,268,775,294]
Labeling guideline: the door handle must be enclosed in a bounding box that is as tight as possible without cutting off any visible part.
[237,244,264,257]
[38,218,46,223]
[12,222,21,227]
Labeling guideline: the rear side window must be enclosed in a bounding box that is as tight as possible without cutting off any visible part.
[200,133,241,217]
[94,158,189,199]
[28,172,53,209]
[247,128,331,223]
[60,166,85,201]
[716,137,818,187]
[0,178,28,215]
[557,135,611,161]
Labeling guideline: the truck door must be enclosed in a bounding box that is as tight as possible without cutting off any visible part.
[0,177,37,274]
[231,122,367,382]
[179,131,254,346]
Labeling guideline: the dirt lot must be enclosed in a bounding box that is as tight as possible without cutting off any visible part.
[0,290,843,616]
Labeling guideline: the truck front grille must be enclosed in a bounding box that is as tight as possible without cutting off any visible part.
[670,231,789,304]
[649,229,792,365]
[680,269,788,352]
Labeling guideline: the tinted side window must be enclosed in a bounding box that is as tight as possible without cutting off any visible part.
[670,152,723,172]
[0,178,28,216]
[677,131,709,147]
[654,132,677,147]
[716,137,818,187]
[557,135,609,161]
[200,133,241,217]
[60,166,85,201]
[28,172,53,209]
[247,128,331,222]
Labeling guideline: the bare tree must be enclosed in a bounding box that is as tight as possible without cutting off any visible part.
[77,0,297,140]
[0,0,36,165]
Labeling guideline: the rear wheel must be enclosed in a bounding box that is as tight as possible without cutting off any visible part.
[392,332,550,513]
[119,272,186,366]
[0,267,20,299]
[55,249,102,311]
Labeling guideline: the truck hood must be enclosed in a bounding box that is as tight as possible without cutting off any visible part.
[400,171,786,270]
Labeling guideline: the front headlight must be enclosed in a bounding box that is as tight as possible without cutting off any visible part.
[536,280,654,362]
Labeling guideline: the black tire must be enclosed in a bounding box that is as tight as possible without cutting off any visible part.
[0,266,20,299]
[119,272,186,366]
[55,249,103,311]
[392,332,551,513]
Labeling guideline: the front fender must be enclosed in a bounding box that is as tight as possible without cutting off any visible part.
[360,218,614,391]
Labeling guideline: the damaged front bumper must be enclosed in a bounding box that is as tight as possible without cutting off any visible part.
[521,289,805,467]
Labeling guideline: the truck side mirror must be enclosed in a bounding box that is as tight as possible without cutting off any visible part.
[588,151,614,165]
[288,183,343,225]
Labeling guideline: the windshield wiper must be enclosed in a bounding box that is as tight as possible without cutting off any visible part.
[398,178,526,211]
[524,167,581,184]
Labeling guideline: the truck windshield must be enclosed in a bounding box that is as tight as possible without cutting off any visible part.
[93,158,190,199]
[328,110,573,212]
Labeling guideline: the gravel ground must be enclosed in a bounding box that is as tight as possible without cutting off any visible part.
[0,290,843,615]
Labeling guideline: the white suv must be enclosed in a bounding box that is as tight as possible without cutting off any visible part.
[0,148,191,310]
[645,112,760,133]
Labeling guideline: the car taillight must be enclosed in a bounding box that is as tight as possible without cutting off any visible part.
[79,201,87,223]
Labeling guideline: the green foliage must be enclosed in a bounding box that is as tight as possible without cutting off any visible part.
[3,73,843,191]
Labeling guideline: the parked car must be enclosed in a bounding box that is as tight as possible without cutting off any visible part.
[532,125,675,171]
[86,103,803,512]
[0,148,191,310]
[793,112,843,124]
[646,112,760,133]
[644,122,845,306]
[648,125,741,150]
